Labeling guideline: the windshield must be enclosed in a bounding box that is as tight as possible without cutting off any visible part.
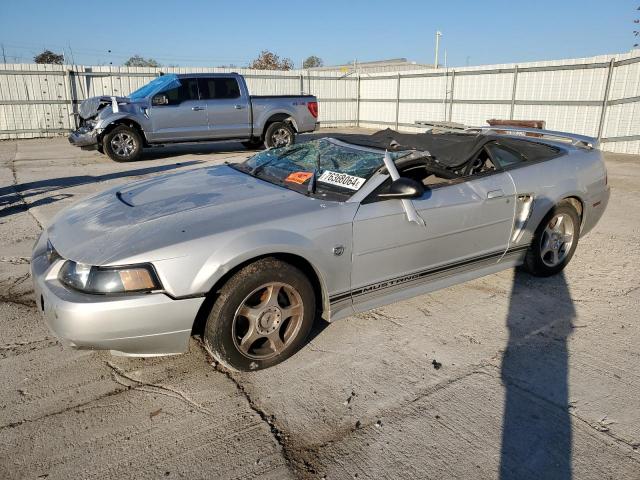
[128,74,181,99]
[231,138,407,200]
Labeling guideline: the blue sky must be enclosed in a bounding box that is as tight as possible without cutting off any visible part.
[0,1,637,67]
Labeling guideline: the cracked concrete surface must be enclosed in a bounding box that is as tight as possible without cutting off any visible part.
[1,132,639,479]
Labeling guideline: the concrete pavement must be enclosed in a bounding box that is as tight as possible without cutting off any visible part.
[1,132,638,479]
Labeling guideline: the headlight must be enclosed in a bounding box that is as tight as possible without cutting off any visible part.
[58,260,161,294]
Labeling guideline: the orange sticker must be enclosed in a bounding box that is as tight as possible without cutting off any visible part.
[285,171,313,184]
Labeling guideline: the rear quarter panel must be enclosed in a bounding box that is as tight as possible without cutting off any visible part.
[507,146,608,245]
[251,97,317,134]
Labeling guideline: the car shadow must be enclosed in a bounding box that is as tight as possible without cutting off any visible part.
[500,269,575,479]
[141,141,254,160]
[0,161,203,219]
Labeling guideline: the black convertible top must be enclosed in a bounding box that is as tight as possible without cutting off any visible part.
[334,128,561,169]
[334,128,491,168]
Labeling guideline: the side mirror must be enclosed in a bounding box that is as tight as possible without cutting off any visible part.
[152,94,169,106]
[377,177,425,199]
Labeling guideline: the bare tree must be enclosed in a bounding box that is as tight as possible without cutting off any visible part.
[124,55,161,67]
[303,55,323,69]
[248,50,293,70]
[635,5,639,47]
[34,49,64,64]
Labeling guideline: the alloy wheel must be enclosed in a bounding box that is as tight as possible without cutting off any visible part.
[110,132,136,157]
[232,282,304,360]
[540,213,574,267]
[271,128,291,147]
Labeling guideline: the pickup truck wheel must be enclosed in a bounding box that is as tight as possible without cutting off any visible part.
[203,258,315,371]
[264,122,295,149]
[522,201,580,277]
[103,125,143,162]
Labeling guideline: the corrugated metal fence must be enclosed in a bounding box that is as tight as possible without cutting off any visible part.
[1,50,639,154]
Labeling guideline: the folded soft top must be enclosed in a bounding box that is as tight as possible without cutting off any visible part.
[334,128,492,169]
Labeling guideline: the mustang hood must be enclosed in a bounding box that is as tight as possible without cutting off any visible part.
[48,165,319,265]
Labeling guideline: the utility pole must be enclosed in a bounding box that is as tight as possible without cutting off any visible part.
[434,31,442,69]
[1,44,6,64]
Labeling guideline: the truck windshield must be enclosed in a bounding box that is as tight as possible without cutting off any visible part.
[231,138,406,200]
[128,74,181,99]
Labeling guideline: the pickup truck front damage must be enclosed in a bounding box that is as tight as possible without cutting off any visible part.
[69,96,144,150]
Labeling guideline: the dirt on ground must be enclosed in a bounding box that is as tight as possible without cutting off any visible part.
[0,131,639,479]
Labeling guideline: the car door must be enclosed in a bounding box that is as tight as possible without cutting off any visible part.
[197,77,251,139]
[350,171,516,313]
[147,77,209,141]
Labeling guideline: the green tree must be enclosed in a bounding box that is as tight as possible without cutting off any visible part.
[34,50,64,65]
[303,55,323,69]
[124,55,161,67]
[249,50,293,70]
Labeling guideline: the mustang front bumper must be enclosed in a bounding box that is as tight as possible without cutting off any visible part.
[31,252,205,357]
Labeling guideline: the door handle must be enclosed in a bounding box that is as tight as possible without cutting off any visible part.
[192,106,205,111]
[234,104,245,109]
[487,189,504,199]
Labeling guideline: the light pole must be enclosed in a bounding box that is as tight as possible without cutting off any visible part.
[434,31,442,69]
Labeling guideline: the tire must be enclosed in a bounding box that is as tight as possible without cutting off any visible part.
[263,122,295,149]
[103,125,143,162]
[522,201,580,277]
[203,258,315,371]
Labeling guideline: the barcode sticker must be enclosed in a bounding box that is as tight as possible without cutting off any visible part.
[317,171,366,191]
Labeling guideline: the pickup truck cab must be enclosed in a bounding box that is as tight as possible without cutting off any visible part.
[69,73,318,162]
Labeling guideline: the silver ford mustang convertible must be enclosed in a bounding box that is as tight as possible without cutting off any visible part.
[31,127,609,370]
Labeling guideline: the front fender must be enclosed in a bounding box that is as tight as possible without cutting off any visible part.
[96,112,150,139]
[192,229,330,312]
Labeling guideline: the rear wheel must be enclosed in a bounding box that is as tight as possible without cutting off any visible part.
[103,125,143,162]
[264,122,295,149]
[522,201,580,277]
[203,258,315,371]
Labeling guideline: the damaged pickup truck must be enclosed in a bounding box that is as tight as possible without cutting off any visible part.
[69,73,318,162]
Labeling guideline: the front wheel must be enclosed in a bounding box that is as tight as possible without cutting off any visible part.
[522,201,580,277]
[203,258,315,371]
[264,122,295,149]
[103,125,143,162]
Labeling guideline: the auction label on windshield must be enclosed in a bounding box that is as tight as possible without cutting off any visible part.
[285,171,314,184]
[318,171,366,191]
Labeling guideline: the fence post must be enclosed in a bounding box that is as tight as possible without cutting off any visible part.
[448,70,456,122]
[66,68,78,130]
[356,74,361,128]
[299,73,304,94]
[597,59,615,141]
[395,72,401,129]
[510,65,519,120]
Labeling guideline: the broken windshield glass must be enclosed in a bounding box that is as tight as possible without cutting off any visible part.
[232,138,407,199]
[128,74,181,99]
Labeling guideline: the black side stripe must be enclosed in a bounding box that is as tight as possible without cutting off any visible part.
[329,244,530,304]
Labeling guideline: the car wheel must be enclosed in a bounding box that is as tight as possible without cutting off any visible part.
[522,201,580,277]
[103,125,143,162]
[264,122,295,149]
[203,257,315,371]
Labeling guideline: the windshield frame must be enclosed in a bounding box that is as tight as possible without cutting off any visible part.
[229,138,412,202]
